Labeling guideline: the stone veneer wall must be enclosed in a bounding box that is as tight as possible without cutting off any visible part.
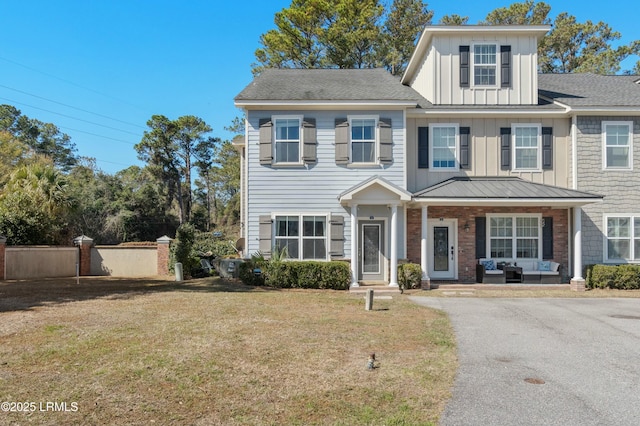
[576,116,640,265]
[407,206,569,283]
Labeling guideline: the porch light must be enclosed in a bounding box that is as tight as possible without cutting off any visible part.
[464,222,470,233]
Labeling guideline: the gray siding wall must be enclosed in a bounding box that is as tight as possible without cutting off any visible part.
[576,116,640,264]
[406,116,571,193]
[245,109,406,259]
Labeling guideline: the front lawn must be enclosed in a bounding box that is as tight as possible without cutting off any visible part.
[0,277,456,425]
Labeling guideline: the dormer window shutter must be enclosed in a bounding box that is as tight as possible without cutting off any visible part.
[460,45,470,88]
[302,118,317,163]
[500,127,511,170]
[460,127,471,169]
[378,118,393,164]
[335,118,349,165]
[418,127,429,168]
[542,127,553,170]
[500,45,512,88]
[258,118,273,165]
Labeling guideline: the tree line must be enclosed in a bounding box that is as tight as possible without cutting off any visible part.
[0,104,240,246]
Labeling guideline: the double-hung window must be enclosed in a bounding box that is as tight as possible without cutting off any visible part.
[430,124,459,170]
[605,215,640,261]
[350,117,376,163]
[513,124,541,171]
[489,215,541,259]
[473,44,497,86]
[274,116,301,164]
[603,121,632,170]
[274,214,327,260]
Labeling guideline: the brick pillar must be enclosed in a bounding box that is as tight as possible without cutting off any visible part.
[0,235,6,281]
[157,236,172,276]
[73,235,93,276]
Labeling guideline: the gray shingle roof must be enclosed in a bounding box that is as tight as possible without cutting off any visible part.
[539,73,640,107]
[414,177,602,200]
[235,68,430,107]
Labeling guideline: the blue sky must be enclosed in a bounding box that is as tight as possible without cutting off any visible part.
[1,0,638,174]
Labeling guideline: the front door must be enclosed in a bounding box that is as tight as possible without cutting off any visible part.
[358,220,385,282]
[429,220,457,280]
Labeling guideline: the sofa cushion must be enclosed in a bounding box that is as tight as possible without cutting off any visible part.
[518,260,537,271]
[485,270,504,275]
[480,259,496,270]
[539,271,559,276]
[538,261,551,271]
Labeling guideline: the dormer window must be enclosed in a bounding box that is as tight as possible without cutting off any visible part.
[473,44,497,86]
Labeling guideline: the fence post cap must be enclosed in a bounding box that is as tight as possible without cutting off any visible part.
[73,235,94,246]
[156,235,173,244]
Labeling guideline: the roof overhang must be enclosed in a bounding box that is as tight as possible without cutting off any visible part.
[234,100,418,110]
[339,176,412,206]
[410,198,601,208]
[405,107,569,118]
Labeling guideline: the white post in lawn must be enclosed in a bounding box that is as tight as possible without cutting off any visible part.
[350,204,359,287]
[421,205,430,285]
[389,204,398,287]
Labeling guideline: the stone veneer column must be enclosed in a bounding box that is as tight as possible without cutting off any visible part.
[157,236,172,276]
[73,235,94,276]
[0,235,6,280]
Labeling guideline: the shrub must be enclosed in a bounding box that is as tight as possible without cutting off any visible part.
[589,264,640,290]
[238,261,265,286]
[240,259,350,290]
[170,223,199,277]
[398,263,422,291]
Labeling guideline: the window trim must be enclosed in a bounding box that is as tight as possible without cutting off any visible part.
[512,123,542,172]
[603,214,640,263]
[272,213,330,261]
[602,121,633,171]
[471,43,499,88]
[272,114,304,166]
[348,115,379,165]
[486,213,542,260]
[429,123,459,171]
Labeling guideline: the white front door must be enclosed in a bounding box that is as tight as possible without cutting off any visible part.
[429,219,457,280]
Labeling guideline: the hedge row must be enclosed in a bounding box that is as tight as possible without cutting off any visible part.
[586,264,640,289]
[239,260,351,290]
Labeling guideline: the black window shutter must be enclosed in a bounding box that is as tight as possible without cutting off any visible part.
[460,45,470,88]
[460,127,470,169]
[418,127,429,168]
[542,127,553,170]
[500,127,511,170]
[500,45,511,88]
[475,217,486,259]
[543,217,553,259]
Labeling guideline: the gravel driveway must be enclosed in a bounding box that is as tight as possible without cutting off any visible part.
[409,297,640,426]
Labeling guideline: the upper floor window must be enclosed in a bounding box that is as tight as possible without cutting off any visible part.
[513,124,541,171]
[350,117,376,163]
[274,116,301,164]
[603,121,633,170]
[605,215,640,262]
[473,44,497,86]
[430,124,459,170]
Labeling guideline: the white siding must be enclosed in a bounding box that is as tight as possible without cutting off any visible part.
[245,110,406,259]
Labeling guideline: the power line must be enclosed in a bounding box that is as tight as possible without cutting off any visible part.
[0,84,146,129]
[0,55,152,114]
[0,96,143,137]
[58,126,137,146]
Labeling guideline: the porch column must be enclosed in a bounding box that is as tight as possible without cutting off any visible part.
[420,206,431,289]
[350,204,359,287]
[571,207,586,292]
[389,204,399,287]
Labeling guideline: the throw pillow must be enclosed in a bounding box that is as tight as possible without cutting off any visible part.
[538,261,551,271]
[481,259,496,271]
[550,261,560,272]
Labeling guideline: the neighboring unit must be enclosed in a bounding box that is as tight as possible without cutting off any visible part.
[235,25,640,290]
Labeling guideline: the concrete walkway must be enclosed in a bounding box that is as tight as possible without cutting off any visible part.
[410,297,640,426]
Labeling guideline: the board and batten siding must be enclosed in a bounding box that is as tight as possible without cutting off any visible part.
[406,116,571,193]
[245,110,406,259]
[409,34,539,105]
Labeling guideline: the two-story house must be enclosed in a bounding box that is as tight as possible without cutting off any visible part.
[235,25,640,290]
